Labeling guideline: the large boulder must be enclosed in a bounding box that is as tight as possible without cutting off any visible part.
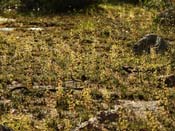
[133,34,168,55]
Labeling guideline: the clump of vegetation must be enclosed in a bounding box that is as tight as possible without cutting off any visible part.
[0,0,175,130]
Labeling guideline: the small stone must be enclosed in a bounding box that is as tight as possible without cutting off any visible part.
[101,103,109,110]
[10,109,17,114]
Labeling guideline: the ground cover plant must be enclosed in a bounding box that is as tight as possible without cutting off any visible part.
[0,0,175,130]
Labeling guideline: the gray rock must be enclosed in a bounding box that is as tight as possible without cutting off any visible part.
[0,27,44,32]
[133,34,168,55]
[27,27,43,31]
[0,28,15,32]
[117,100,162,113]
[73,99,163,131]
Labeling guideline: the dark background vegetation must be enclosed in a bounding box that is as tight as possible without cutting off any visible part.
[0,0,103,12]
[0,0,164,13]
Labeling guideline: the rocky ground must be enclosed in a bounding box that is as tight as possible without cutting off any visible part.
[0,3,175,131]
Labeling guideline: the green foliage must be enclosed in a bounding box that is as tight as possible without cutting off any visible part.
[0,1,175,131]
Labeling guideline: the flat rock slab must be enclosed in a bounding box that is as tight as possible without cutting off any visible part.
[117,100,161,111]
[0,28,15,32]
[133,34,168,55]
[0,17,44,31]
[0,27,44,32]
[73,99,164,131]
[27,27,43,31]
[0,17,15,24]
[116,100,163,119]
